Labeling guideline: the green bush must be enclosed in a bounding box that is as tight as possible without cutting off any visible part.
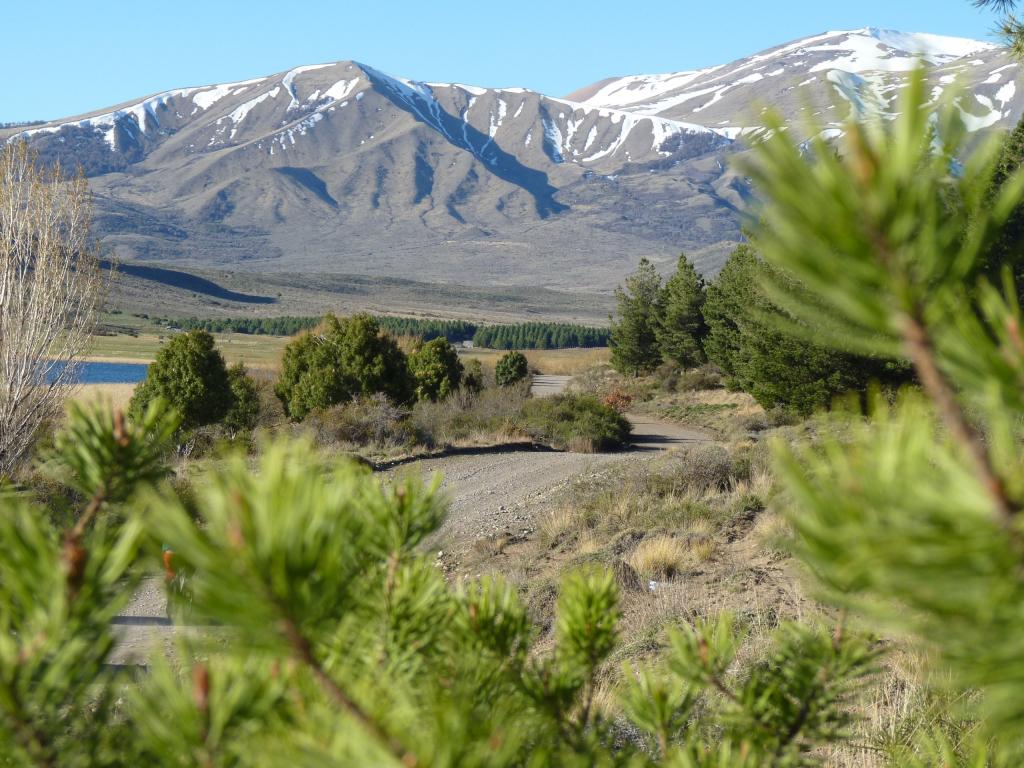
[129,330,233,431]
[408,337,463,401]
[274,314,413,420]
[521,394,632,451]
[223,363,260,435]
[495,350,529,386]
[462,358,485,393]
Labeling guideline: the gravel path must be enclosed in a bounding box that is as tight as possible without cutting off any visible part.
[109,409,711,663]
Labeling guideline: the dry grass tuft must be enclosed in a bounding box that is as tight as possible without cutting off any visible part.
[540,508,581,546]
[629,536,687,579]
[687,538,718,564]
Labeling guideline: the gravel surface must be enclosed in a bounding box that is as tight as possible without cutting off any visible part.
[109,412,711,663]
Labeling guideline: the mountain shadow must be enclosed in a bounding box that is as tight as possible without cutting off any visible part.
[104,261,277,304]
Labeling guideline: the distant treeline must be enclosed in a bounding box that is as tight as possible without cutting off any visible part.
[161,316,609,349]
[471,323,609,349]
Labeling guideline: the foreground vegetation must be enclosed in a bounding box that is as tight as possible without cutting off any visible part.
[9,4,1024,759]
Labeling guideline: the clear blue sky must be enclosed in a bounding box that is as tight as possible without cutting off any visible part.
[1,0,1005,123]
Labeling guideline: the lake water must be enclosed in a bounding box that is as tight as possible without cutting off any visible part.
[47,361,149,385]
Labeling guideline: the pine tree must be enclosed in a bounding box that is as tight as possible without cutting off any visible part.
[656,253,708,368]
[408,337,464,401]
[129,329,233,432]
[610,257,663,375]
[702,244,758,382]
[495,350,529,386]
[741,69,1024,759]
[979,115,1024,289]
[275,314,413,420]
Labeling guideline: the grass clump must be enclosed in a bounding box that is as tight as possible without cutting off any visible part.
[629,536,687,579]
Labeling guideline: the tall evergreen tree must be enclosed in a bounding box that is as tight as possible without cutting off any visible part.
[129,330,233,432]
[656,253,707,368]
[610,257,663,376]
[702,245,758,382]
[979,115,1024,288]
[703,245,902,416]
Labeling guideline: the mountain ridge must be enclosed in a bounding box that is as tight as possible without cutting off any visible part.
[2,28,1019,303]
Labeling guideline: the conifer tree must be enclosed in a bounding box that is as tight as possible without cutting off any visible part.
[979,114,1024,288]
[656,253,708,368]
[408,337,463,401]
[610,257,663,375]
[129,329,233,432]
[495,350,529,386]
[275,314,413,420]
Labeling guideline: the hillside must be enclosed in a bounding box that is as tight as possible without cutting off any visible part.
[3,27,1020,311]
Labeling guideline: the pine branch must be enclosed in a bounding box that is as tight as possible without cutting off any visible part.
[902,311,1019,525]
[279,611,418,767]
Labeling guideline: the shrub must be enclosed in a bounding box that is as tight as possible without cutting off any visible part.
[674,445,734,493]
[223,363,260,435]
[601,388,634,413]
[129,330,233,431]
[408,337,463,401]
[495,350,529,386]
[462,358,485,394]
[521,394,632,451]
[677,364,723,392]
[305,394,413,450]
[275,314,413,420]
[410,383,531,447]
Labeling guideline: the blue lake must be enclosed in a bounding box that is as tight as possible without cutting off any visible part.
[48,361,149,385]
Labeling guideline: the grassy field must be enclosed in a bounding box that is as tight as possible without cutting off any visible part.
[86,326,610,376]
[86,331,289,369]
[68,383,137,413]
[461,347,610,376]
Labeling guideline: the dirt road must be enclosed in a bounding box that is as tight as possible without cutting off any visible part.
[110,407,710,663]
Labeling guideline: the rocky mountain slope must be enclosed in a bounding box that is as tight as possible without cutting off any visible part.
[3,28,1019,299]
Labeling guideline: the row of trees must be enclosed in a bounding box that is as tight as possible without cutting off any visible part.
[163,315,609,349]
[471,323,609,349]
[117,317,537,439]
[610,255,708,376]
[611,249,910,415]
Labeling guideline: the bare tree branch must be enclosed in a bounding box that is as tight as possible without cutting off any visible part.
[0,142,104,477]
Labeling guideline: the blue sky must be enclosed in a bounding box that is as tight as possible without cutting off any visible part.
[1,0,1005,122]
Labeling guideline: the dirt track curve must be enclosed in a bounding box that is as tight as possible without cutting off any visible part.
[110,376,711,664]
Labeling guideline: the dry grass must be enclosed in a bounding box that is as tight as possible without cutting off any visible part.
[65,383,136,414]
[460,347,610,376]
[85,331,286,369]
[629,536,687,579]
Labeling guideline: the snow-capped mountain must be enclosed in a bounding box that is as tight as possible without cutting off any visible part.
[2,28,1018,295]
[569,28,1017,137]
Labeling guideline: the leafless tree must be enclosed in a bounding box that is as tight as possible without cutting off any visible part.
[0,142,103,477]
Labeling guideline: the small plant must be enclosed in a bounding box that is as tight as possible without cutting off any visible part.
[675,444,734,493]
[629,535,687,578]
[495,350,530,386]
[601,387,633,413]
